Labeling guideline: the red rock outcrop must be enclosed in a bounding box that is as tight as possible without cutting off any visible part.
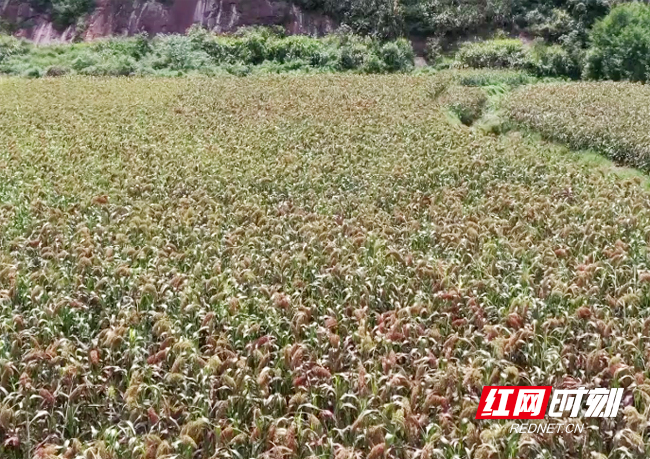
[1,0,337,43]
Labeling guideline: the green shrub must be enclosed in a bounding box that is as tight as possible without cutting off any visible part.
[147,35,211,71]
[337,42,369,70]
[362,54,385,73]
[585,2,650,82]
[454,36,583,79]
[93,54,137,76]
[0,35,30,63]
[525,41,582,79]
[187,25,412,73]
[23,66,43,78]
[527,8,576,43]
[455,38,527,69]
[223,63,252,76]
[93,34,151,59]
[235,30,269,64]
[70,50,98,71]
[379,38,414,72]
[268,35,323,64]
[425,37,442,65]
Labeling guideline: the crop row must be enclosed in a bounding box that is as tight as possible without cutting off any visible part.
[504,81,650,171]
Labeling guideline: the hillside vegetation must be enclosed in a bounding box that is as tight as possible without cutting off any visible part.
[293,0,610,45]
[0,0,612,43]
[584,1,650,81]
[0,27,414,77]
[3,2,650,82]
[2,73,650,458]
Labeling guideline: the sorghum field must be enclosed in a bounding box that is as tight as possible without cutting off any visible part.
[2,75,650,459]
[505,82,650,171]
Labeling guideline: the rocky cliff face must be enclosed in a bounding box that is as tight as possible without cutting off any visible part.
[1,0,337,43]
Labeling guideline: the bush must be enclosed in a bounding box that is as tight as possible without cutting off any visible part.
[23,66,43,78]
[453,36,584,79]
[455,38,527,69]
[70,50,98,71]
[235,29,269,64]
[93,34,151,59]
[337,42,369,70]
[585,2,650,82]
[379,38,414,72]
[0,35,30,63]
[92,54,137,76]
[527,8,576,43]
[362,54,385,73]
[268,35,323,64]
[147,35,212,71]
[425,37,442,65]
[525,41,583,79]
[187,25,413,73]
